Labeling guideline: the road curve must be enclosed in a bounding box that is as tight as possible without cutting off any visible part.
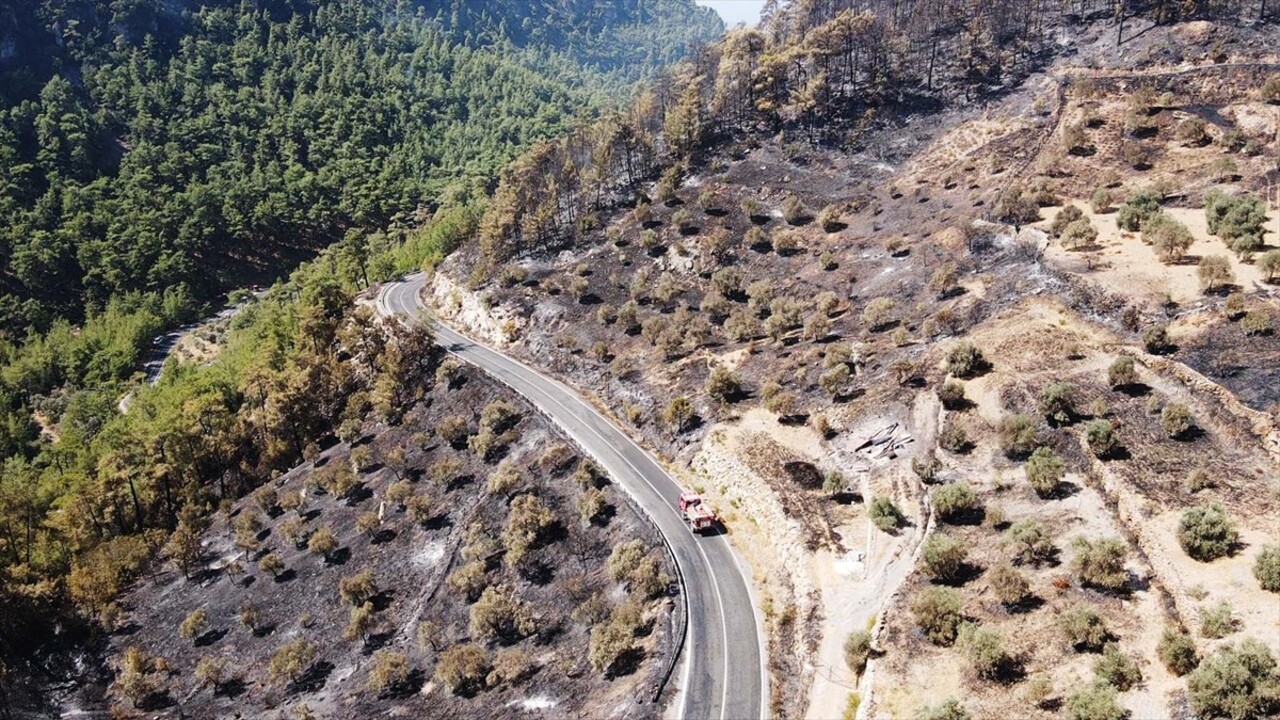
[378,273,764,720]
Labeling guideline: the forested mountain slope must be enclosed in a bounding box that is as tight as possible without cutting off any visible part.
[0,0,720,334]
[426,0,723,88]
[0,1,718,714]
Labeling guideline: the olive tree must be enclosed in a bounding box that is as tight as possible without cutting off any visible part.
[922,533,968,583]
[1157,626,1199,676]
[1186,639,1280,720]
[1004,519,1056,566]
[1070,537,1129,591]
[1060,604,1110,651]
[1198,255,1236,294]
[1255,544,1280,592]
[932,482,978,523]
[1178,502,1238,561]
[869,497,903,532]
[911,587,964,645]
[1025,447,1065,498]
[843,630,871,675]
[436,643,489,695]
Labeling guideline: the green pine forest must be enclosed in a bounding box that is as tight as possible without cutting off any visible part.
[0,0,719,674]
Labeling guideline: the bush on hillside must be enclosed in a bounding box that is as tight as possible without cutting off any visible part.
[911,587,964,645]
[922,533,968,583]
[1070,537,1129,591]
[1025,447,1065,498]
[1187,639,1280,720]
[1255,544,1280,592]
[1178,502,1238,561]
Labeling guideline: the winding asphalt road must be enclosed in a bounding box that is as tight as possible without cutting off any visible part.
[378,273,765,720]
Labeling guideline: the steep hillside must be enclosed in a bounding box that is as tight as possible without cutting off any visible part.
[427,0,722,89]
[425,13,1280,720]
[0,3,716,703]
[95,361,676,719]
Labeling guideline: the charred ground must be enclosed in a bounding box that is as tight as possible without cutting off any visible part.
[102,362,677,719]
[429,16,1280,720]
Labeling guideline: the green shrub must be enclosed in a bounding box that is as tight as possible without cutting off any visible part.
[958,624,1014,680]
[782,196,807,225]
[987,563,1031,606]
[998,414,1038,459]
[1157,626,1199,676]
[1143,324,1173,354]
[1200,601,1236,639]
[1004,519,1055,565]
[843,630,871,675]
[1094,644,1142,690]
[938,422,970,454]
[1175,116,1208,146]
[1263,74,1280,103]
[946,343,988,379]
[1025,447,1065,498]
[817,204,844,232]
[937,381,968,410]
[1161,402,1194,439]
[1116,190,1162,232]
[1105,353,1136,386]
[1090,188,1114,213]
[819,364,853,398]
[1184,468,1213,494]
[1070,537,1128,591]
[842,693,861,720]
[911,587,964,645]
[1244,308,1274,336]
[922,533,968,583]
[1178,502,1238,561]
[1024,673,1055,708]
[932,482,978,522]
[1255,544,1280,592]
[1040,382,1075,425]
[1084,419,1117,459]
[869,497,903,532]
[706,366,742,404]
[1187,639,1280,720]
[1066,683,1124,720]
[912,698,970,720]
[1060,604,1110,652]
